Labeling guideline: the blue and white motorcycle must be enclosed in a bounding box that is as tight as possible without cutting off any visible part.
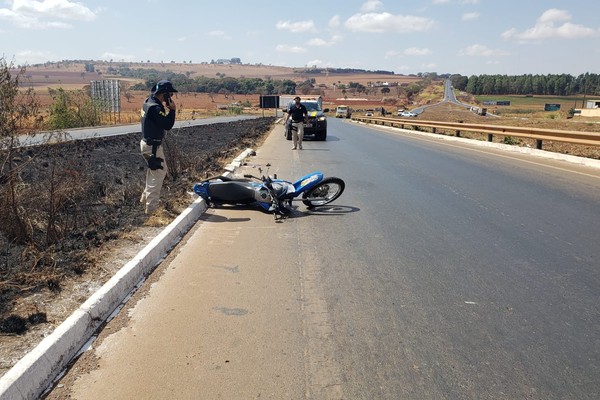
[193,165,345,219]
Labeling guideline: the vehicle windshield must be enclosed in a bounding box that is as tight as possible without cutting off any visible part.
[302,102,322,112]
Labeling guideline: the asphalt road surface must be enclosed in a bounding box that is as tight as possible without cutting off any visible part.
[18,115,258,146]
[47,118,600,399]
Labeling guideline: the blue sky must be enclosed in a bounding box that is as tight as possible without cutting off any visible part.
[1,0,599,76]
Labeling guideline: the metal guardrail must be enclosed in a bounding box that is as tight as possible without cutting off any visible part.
[352,116,600,149]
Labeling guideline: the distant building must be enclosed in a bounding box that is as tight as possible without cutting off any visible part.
[577,99,600,117]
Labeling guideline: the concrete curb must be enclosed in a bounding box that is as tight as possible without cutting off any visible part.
[0,148,256,400]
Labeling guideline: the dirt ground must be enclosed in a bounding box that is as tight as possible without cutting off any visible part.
[0,117,274,377]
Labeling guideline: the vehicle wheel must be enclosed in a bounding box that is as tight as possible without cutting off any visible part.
[302,177,345,207]
[315,129,327,141]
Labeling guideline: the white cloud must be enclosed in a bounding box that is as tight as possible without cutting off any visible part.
[345,12,435,33]
[206,30,232,40]
[101,52,136,62]
[539,8,570,23]
[0,0,97,29]
[329,15,340,28]
[432,0,479,4]
[308,38,327,46]
[306,59,326,67]
[404,47,432,56]
[385,50,400,58]
[459,44,509,57]
[361,0,383,12]
[462,12,479,21]
[276,20,316,33]
[422,63,437,69]
[276,44,307,53]
[434,0,479,4]
[14,49,56,64]
[307,35,342,47]
[15,0,96,20]
[502,8,599,41]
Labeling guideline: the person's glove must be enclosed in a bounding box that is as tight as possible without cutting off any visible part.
[147,155,164,170]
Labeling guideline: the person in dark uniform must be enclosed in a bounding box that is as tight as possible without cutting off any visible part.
[140,80,177,214]
[284,96,308,150]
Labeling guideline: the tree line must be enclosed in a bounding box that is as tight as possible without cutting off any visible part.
[450,73,600,96]
[112,67,298,95]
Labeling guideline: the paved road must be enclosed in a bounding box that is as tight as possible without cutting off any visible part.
[47,118,600,399]
[18,115,258,146]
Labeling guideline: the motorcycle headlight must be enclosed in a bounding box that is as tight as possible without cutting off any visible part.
[317,116,326,121]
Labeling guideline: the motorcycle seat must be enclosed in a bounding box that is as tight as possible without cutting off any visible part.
[208,181,258,204]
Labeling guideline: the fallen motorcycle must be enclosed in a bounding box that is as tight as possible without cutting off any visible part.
[193,165,345,219]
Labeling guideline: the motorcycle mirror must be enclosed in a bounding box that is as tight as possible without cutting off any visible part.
[266,163,271,167]
[273,174,277,179]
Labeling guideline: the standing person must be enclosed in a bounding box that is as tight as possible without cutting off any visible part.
[284,96,307,150]
[140,79,178,214]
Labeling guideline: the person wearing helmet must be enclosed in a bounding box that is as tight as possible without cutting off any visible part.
[140,79,178,214]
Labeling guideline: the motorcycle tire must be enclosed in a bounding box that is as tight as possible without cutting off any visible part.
[302,177,345,208]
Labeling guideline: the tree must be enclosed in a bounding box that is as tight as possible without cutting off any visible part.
[47,88,102,129]
[0,58,42,244]
[450,75,468,91]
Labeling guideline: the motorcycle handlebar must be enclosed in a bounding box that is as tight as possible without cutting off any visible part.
[243,173,271,183]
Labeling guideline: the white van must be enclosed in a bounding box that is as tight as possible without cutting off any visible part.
[335,105,351,118]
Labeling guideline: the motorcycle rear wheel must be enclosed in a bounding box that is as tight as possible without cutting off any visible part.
[302,177,345,207]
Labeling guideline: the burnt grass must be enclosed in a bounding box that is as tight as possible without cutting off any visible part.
[0,117,275,335]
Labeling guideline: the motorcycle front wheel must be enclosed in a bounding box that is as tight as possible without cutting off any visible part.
[302,177,345,208]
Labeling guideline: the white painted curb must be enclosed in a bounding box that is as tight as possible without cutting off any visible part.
[0,148,256,400]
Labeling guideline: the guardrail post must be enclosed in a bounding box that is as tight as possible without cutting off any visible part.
[487,134,493,142]
[432,128,437,134]
[455,130,461,137]
[536,139,543,150]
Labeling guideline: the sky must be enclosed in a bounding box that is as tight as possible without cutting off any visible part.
[1,0,599,77]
